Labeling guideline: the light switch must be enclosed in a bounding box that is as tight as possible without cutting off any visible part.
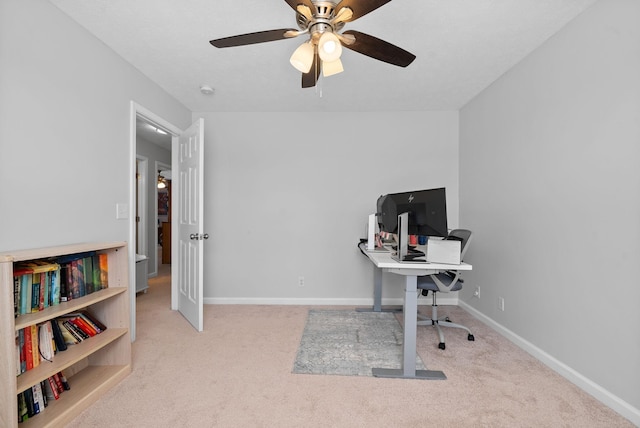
[116,203,129,219]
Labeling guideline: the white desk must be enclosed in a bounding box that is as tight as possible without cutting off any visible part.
[359,243,472,379]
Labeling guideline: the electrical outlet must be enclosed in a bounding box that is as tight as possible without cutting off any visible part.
[498,296,505,311]
[473,286,481,299]
[298,276,305,287]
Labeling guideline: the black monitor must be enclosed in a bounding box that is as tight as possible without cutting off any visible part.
[376,187,448,238]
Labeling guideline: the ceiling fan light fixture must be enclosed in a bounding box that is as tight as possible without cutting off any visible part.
[322,58,344,77]
[318,31,342,62]
[157,173,167,189]
[289,41,315,73]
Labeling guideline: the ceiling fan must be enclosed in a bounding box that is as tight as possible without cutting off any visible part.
[209,0,416,88]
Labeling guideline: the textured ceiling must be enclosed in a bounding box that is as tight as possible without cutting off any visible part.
[49,0,597,112]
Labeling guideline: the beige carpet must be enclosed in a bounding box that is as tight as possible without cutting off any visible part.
[65,267,633,427]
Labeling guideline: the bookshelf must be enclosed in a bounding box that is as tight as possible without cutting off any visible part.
[0,242,131,428]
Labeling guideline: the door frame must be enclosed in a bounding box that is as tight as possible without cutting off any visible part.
[129,101,182,341]
[136,156,148,258]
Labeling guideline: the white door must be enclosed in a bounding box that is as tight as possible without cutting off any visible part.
[176,118,205,331]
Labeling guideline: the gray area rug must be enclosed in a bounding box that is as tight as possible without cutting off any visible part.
[292,309,425,376]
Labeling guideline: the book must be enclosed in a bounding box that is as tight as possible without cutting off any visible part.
[23,326,33,371]
[30,324,39,369]
[31,383,44,415]
[59,316,95,337]
[40,380,48,408]
[15,261,60,312]
[18,328,25,374]
[52,372,64,394]
[98,252,109,289]
[58,371,70,390]
[59,262,72,302]
[45,376,60,400]
[75,310,107,332]
[50,267,61,305]
[13,272,21,318]
[17,391,29,422]
[56,320,80,345]
[72,316,98,336]
[66,310,106,334]
[15,330,21,375]
[71,259,84,298]
[17,269,33,315]
[23,387,35,418]
[50,317,68,352]
[83,255,94,294]
[38,322,55,362]
[31,273,40,313]
[60,319,87,342]
[39,272,46,311]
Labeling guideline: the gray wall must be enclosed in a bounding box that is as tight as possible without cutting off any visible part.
[459,0,639,418]
[0,0,191,251]
[197,111,460,304]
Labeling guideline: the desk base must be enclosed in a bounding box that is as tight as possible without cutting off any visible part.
[355,305,402,313]
[372,368,447,380]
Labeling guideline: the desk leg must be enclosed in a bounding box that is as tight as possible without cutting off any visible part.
[356,266,402,313]
[372,275,446,380]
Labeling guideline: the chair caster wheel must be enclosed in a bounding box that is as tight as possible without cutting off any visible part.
[468,334,475,341]
[438,342,446,350]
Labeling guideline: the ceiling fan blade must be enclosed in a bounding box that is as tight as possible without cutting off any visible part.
[342,30,416,67]
[302,49,320,88]
[334,0,391,22]
[210,29,298,48]
[284,0,315,14]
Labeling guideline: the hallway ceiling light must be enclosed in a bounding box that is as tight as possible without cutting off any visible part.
[157,173,168,189]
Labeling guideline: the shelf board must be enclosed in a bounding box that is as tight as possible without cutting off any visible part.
[15,288,127,331]
[0,242,126,263]
[18,364,131,428]
[16,328,128,393]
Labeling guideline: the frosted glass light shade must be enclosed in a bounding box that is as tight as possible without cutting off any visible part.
[322,58,344,77]
[289,42,315,73]
[318,32,342,62]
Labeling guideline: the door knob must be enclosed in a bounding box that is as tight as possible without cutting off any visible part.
[203,234,209,240]
[190,233,198,240]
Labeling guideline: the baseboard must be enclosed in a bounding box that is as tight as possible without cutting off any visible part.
[459,301,640,426]
[203,295,459,306]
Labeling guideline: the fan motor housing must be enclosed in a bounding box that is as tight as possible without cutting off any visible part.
[296,1,345,33]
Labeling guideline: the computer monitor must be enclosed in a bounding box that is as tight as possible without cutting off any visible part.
[376,187,449,238]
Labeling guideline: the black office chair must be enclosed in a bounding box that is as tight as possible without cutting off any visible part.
[417,229,474,350]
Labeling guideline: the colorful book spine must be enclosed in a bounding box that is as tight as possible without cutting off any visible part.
[83,256,94,295]
[18,271,32,315]
[98,253,109,289]
[38,272,46,311]
[31,273,40,313]
[30,324,39,370]
[50,268,60,305]
[23,326,33,371]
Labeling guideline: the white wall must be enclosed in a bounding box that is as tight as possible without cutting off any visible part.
[0,0,191,252]
[459,0,640,421]
[196,111,459,304]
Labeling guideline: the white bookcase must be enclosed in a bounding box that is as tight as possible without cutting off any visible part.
[0,242,131,428]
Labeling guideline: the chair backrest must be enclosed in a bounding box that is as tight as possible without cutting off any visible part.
[447,229,472,260]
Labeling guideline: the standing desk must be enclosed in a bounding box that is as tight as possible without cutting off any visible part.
[358,243,472,379]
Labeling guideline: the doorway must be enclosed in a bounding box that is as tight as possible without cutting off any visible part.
[129,102,181,341]
[156,162,172,274]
